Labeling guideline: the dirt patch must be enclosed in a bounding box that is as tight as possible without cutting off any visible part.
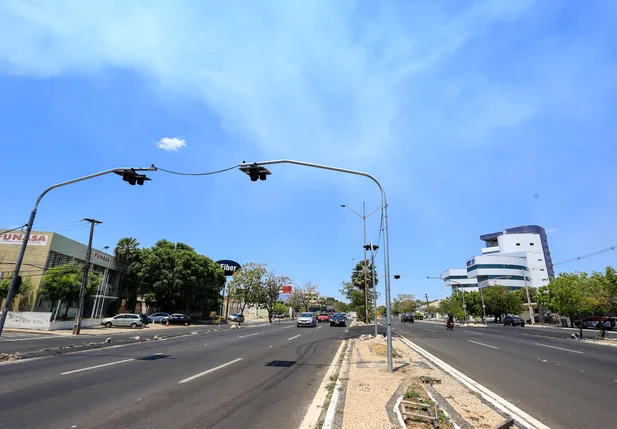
[401,381,453,428]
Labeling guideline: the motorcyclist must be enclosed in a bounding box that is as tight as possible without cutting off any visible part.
[446,312,454,328]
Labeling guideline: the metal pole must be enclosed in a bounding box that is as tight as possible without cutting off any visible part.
[370,244,378,337]
[0,166,156,339]
[523,269,535,325]
[461,286,467,325]
[362,202,369,323]
[480,282,487,325]
[73,218,101,335]
[240,159,394,372]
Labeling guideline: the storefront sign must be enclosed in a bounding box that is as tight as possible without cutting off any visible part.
[282,285,292,294]
[0,233,49,246]
[92,252,111,263]
[216,260,241,276]
[466,257,476,268]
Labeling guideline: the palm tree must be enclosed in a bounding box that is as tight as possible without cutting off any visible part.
[114,237,140,312]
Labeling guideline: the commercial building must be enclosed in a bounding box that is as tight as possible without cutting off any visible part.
[0,229,125,318]
[443,225,554,293]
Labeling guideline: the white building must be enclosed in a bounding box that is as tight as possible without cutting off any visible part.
[444,225,554,293]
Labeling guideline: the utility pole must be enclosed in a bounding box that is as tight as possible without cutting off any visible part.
[425,293,429,306]
[362,202,369,324]
[73,218,101,335]
[523,269,535,325]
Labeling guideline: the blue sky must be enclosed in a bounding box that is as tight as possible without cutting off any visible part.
[1,0,616,303]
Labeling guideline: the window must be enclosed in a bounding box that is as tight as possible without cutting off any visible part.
[540,269,545,271]
[530,243,535,246]
[516,243,520,246]
[538,259,543,262]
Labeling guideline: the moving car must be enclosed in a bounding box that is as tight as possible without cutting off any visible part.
[330,313,346,327]
[317,313,330,323]
[503,315,525,327]
[228,313,245,323]
[101,313,144,329]
[163,313,191,326]
[297,312,317,328]
[148,312,170,323]
[400,313,414,323]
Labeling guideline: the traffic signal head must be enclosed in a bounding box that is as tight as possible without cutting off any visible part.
[239,163,272,182]
[394,275,401,280]
[115,169,152,186]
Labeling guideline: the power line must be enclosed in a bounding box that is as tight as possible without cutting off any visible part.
[554,246,616,266]
[157,165,239,176]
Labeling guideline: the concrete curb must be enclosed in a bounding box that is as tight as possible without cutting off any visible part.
[322,340,352,429]
[397,335,550,429]
[299,339,347,429]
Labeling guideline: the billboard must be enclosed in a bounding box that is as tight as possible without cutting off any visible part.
[282,285,292,294]
[216,260,241,276]
[0,233,49,246]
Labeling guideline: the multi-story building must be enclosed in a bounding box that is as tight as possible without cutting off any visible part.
[0,229,125,317]
[443,225,554,293]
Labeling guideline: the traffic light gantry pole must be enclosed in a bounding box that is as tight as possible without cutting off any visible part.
[0,166,156,338]
[239,159,395,373]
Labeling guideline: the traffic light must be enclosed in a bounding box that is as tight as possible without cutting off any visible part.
[115,169,152,186]
[239,163,272,182]
[394,275,401,280]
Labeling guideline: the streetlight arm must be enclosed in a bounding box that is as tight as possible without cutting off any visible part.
[240,159,394,372]
[342,205,364,219]
[366,206,381,219]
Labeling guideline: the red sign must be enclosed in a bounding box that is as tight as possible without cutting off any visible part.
[0,233,49,246]
[282,285,292,294]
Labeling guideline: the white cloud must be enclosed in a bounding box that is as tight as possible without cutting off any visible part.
[156,137,186,152]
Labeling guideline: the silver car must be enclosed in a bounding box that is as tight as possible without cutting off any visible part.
[101,313,144,329]
[148,312,171,323]
[297,312,316,328]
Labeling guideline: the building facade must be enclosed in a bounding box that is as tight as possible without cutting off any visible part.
[443,225,554,293]
[0,230,125,317]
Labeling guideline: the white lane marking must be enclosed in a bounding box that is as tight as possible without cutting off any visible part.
[424,328,436,332]
[61,358,135,375]
[533,343,584,354]
[237,333,259,339]
[284,325,295,329]
[465,330,485,335]
[288,334,301,340]
[178,358,243,384]
[468,340,499,350]
[316,326,323,330]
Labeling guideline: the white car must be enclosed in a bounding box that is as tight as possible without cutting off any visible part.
[297,312,317,328]
[101,313,144,329]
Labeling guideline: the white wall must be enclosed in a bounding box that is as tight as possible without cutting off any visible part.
[2,311,103,331]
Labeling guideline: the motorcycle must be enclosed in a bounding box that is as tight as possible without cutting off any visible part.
[446,319,454,330]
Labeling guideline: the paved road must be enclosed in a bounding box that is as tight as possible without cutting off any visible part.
[0,321,348,429]
[395,320,617,429]
[0,321,288,355]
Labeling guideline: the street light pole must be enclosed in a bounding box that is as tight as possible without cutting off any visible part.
[427,275,466,324]
[0,165,156,339]
[73,218,101,335]
[241,159,395,372]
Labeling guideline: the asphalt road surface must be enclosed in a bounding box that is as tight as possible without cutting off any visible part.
[394,320,617,429]
[0,321,349,429]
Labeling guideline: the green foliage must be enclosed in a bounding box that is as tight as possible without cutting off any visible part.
[481,286,524,321]
[113,237,141,312]
[0,275,33,298]
[39,262,101,318]
[392,294,416,315]
[255,270,292,322]
[340,280,363,311]
[226,262,267,316]
[135,240,225,314]
[334,301,349,313]
[349,260,379,322]
[273,302,289,315]
[290,281,318,312]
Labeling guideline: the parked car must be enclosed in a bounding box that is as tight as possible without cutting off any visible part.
[274,313,285,319]
[163,313,191,326]
[148,312,170,323]
[318,313,330,323]
[503,315,525,327]
[400,313,414,323]
[138,314,152,325]
[579,316,611,329]
[330,313,346,327]
[228,313,245,323]
[297,312,317,328]
[101,313,144,329]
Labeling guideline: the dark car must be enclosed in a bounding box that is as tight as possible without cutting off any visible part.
[401,313,414,323]
[138,313,152,325]
[330,313,346,327]
[164,314,191,326]
[503,315,525,327]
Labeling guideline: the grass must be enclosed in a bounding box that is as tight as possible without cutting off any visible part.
[402,381,454,429]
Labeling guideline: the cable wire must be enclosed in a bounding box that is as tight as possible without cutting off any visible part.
[156,165,239,176]
[554,246,616,266]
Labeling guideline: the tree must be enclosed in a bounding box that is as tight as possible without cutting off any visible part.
[351,260,379,322]
[340,280,363,314]
[273,302,289,316]
[135,240,225,314]
[294,281,318,312]
[482,285,523,323]
[0,275,33,299]
[333,301,349,313]
[39,262,101,319]
[256,270,292,323]
[392,294,416,315]
[536,273,587,327]
[226,262,267,318]
[113,237,141,313]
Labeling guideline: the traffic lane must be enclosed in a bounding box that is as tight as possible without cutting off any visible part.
[395,321,616,429]
[0,321,305,394]
[482,322,616,341]
[0,322,347,429]
[0,320,293,354]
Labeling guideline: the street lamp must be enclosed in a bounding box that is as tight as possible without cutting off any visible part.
[239,159,395,372]
[343,203,381,324]
[0,166,156,338]
[427,275,467,325]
